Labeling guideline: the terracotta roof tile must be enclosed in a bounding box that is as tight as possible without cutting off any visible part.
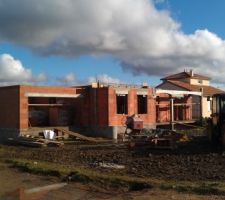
[161,72,210,81]
[166,80,224,96]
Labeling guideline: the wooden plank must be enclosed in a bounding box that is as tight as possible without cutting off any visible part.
[37,138,64,147]
[16,139,47,147]
[9,136,64,148]
[29,104,65,107]
[55,128,98,142]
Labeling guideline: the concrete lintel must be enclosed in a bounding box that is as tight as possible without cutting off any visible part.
[115,89,129,95]
[171,94,184,98]
[136,89,148,95]
[25,92,82,98]
[156,89,202,96]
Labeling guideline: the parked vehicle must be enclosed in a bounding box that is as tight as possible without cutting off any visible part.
[208,93,225,145]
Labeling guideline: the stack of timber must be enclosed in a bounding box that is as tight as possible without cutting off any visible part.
[8,136,64,148]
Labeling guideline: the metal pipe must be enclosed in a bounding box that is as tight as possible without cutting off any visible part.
[170,97,174,131]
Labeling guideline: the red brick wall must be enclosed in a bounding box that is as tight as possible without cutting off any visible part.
[78,86,156,127]
[156,94,192,123]
[49,107,58,126]
[78,87,108,126]
[108,87,156,126]
[19,85,77,129]
[97,88,109,125]
[0,86,20,129]
[156,94,170,123]
[0,84,193,130]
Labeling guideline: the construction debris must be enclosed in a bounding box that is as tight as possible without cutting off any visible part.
[93,161,125,169]
[6,127,109,148]
[43,129,55,140]
[8,136,64,148]
[128,128,188,150]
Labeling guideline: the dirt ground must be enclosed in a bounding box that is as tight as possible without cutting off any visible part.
[1,162,225,200]
[6,135,225,182]
[2,135,225,199]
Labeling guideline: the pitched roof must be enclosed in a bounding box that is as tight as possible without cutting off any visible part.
[163,80,224,96]
[161,71,210,81]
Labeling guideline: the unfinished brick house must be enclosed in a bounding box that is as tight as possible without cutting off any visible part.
[0,83,195,141]
[75,83,156,138]
[0,85,80,141]
[155,92,193,123]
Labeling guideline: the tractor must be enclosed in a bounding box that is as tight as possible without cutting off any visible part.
[208,93,225,145]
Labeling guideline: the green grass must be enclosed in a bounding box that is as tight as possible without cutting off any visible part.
[159,181,225,195]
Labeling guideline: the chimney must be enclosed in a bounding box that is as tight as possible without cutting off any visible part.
[91,82,98,88]
[142,82,148,88]
[190,69,194,77]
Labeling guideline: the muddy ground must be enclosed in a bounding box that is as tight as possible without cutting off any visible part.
[1,162,225,200]
[2,135,225,182]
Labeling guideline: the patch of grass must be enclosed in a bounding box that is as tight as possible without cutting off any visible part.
[5,158,153,191]
[6,159,61,177]
[160,181,225,196]
[6,159,71,175]
[0,145,35,160]
[5,158,225,195]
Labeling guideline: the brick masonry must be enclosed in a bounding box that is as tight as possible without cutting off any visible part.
[19,85,78,129]
[0,85,193,140]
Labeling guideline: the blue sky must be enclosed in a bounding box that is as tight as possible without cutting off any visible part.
[168,0,225,36]
[1,0,225,87]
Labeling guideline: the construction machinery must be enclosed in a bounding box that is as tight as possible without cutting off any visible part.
[126,115,186,149]
[208,93,225,145]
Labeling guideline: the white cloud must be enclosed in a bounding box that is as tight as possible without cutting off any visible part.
[0,54,47,85]
[34,73,48,82]
[88,74,121,84]
[0,0,225,85]
[57,73,121,86]
[58,73,76,86]
[154,0,167,4]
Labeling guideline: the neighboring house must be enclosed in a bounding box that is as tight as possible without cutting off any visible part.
[156,70,224,118]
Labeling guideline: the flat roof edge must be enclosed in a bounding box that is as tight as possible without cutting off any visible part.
[156,89,202,96]
[25,92,82,98]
